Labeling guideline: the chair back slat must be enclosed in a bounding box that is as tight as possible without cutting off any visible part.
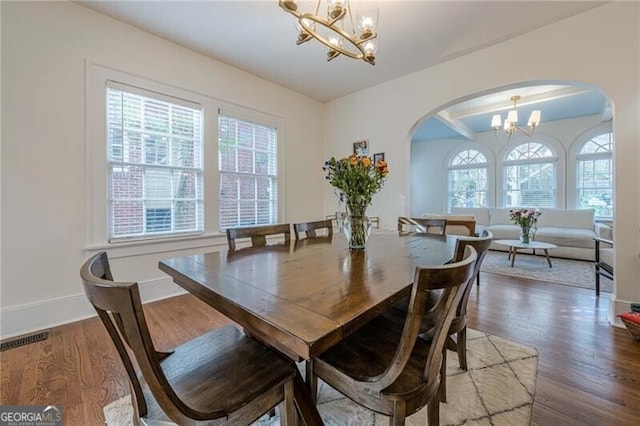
[294,220,334,240]
[226,224,291,250]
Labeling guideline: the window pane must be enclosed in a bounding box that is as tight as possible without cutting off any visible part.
[448,167,487,209]
[107,86,203,240]
[576,133,613,217]
[504,162,555,207]
[219,115,278,230]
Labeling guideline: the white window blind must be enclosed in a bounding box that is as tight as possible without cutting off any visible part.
[106,83,204,241]
[447,149,488,210]
[503,142,556,207]
[577,132,613,218]
[218,114,278,230]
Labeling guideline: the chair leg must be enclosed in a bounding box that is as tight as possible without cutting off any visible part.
[595,267,601,296]
[439,347,447,403]
[427,398,440,426]
[457,327,468,371]
[280,379,296,426]
[390,400,406,426]
[476,271,480,286]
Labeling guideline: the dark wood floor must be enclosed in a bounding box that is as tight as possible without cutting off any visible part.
[1,272,639,425]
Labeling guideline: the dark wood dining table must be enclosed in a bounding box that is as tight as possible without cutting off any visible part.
[159,231,457,425]
[159,232,457,361]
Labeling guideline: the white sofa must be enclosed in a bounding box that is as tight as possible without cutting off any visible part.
[451,207,612,261]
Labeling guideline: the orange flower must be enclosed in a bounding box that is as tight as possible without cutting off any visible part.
[361,157,371,167]
[349,155,358,165]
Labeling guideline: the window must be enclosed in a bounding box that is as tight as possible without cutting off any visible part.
[106,84,204,241]
[503,142,557,207]
[576,132,613,218]
[218,114,278,229]
[447,149,488,210]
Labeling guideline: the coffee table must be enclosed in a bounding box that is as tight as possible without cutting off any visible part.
[493,239,558,268]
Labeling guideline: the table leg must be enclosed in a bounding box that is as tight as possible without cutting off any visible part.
[511,248,517,267]
[544,249,553,268]
[507,247,512,261]
[293,370,323,426]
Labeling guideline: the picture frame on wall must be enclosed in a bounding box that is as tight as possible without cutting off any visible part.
[353,140,369,156]
[373,152,385,164]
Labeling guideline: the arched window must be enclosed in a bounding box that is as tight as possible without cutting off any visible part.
[503,141,557,207]
[447,149,488,210]
[576,132,613,218]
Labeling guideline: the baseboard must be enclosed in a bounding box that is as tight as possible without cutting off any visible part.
[608,292,630,328]
[0,277,186,339]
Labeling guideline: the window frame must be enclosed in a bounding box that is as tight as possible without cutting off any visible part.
[86,63,284,254]
[497,135,564,208]
[569,124,614,220]
[218,109,282,230]
[105,82,205,242]
[445,148,490,211]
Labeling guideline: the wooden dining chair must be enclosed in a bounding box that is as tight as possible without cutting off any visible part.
[226,223,291,250]
[293,219,333,240]
[397,216,447,236]
[80,251,299,426]
[384,231,492,403]
[309,246,477,426]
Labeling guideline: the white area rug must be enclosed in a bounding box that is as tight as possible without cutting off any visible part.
[104,329,538,425]
[481,250,613,293]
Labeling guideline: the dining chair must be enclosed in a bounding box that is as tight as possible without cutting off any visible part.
[421,214,476,236]
[594,236,613,296]
[397,216,447,236]
[293,219,333,240]
[309,246,477,426]
[80,251,299,426]
[383,231,492,404]
[226,223,291,250]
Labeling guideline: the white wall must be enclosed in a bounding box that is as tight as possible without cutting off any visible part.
[324,2,640,324]
[411,114,608,216]
[0,1,324,337]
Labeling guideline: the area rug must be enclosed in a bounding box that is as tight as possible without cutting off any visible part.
[104,329,538,425]
[480,250,613,293]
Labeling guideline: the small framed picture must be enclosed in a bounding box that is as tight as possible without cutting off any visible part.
[353,140,369,156]
[373,152,385,164]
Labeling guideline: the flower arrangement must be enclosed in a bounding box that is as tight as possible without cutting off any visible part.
[323,155,389,216]
[323,155,389,249]
[509,208,541,243]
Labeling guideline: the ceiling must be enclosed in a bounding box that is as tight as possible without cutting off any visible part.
[76,1,610,140]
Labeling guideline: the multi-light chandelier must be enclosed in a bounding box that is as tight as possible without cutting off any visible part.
[278,0,379,65]
[491,95,541,139]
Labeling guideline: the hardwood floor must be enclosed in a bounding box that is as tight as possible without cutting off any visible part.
[1,272,639,425]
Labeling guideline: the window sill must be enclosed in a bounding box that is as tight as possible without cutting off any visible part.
[85,232,227,259]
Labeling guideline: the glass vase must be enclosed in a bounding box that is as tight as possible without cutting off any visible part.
[519,228,532,244]
[343,214,372,250]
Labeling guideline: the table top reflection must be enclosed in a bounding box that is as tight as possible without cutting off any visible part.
[159,232,457,361]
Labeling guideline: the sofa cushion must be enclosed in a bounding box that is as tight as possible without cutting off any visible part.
[534,227,597,249]
[484,224,520,240]
[538,208,594,230]
[450,207,489,226]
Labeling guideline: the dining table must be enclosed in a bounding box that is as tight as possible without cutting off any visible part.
[158,231,458,424]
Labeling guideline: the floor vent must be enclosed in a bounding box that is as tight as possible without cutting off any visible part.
[0,331,49,352]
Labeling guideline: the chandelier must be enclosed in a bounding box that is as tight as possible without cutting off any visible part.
[491,95,541,139]
[278,0,379,65]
